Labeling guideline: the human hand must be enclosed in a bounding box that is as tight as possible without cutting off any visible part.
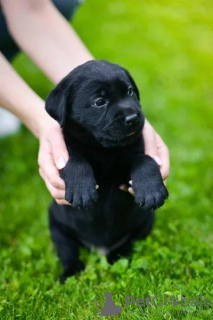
[38,123,70,205]
[142,119,170,182]
[120,119,170,195]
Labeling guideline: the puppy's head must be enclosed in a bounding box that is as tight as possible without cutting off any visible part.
[46,60,145,148]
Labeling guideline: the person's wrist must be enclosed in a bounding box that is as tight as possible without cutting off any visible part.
[38,115,60,140]
[33,100,59,139]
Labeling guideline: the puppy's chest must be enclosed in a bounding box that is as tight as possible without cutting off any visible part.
[90,153,129,183]
[70,141,132,182]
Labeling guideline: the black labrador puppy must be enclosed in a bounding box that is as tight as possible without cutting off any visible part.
[45,60,168,283]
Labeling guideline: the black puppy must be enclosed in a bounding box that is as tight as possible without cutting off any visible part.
[45,60,168,283]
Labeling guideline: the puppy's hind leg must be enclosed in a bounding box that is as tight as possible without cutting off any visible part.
[107,241,132,265]
[49,209,84,283]
[107,209,155,264]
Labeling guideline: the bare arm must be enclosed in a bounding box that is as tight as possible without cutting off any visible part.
[0,52,49,138]
[1,0,94,204]
[1,0,93,83]
[0,52,70,204]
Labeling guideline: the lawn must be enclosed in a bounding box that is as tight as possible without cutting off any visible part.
[0,0,213,319]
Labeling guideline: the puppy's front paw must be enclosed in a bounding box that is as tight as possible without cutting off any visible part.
[133,179,168,210]
[61,163,98,209]
[65,177,98,209]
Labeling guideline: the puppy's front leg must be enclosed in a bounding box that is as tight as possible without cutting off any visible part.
[60,152,98,208]
[131,155,168,209]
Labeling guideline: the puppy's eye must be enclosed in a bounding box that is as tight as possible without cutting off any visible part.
[92,98,107,107]
[127,87,134,96]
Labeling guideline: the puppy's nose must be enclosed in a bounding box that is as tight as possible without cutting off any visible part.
[124,113,139,127]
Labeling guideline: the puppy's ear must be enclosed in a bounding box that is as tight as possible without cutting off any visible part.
[45,87,67,127]
[125,70,140,101]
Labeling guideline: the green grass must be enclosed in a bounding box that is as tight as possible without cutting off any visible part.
[0,0,213,319]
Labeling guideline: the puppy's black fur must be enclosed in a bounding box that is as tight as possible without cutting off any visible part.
[45,60,168,283]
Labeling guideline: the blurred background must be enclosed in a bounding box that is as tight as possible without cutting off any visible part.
[0,0,212,318]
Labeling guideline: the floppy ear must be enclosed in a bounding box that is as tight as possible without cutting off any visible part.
[45,87,67,127]
[124,70,140,101]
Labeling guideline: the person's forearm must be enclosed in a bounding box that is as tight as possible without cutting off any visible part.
[2,0,93,84]
[0,53,56,137]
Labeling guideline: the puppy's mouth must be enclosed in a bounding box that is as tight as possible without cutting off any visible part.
[126,131,136,137]
[98,130,141,148]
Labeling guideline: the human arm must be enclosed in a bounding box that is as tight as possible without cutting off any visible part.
[0,52,69,204]
[1,0,93,83]
[1,0,93,204]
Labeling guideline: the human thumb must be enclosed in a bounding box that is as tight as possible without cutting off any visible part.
[143,120,162,166]
[51,128,69,170]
